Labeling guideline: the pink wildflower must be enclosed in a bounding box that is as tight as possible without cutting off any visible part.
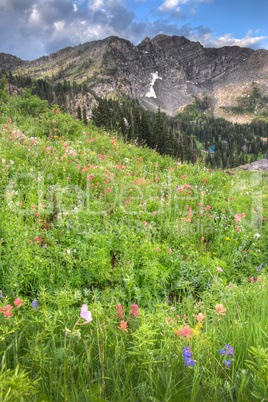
[214,304,226,315]
[250,277,255,283]
[116,304,123,319]
[217,267,223,272]
[118,321,128,333]
[195,313,206,322]
[14,298,24,307]
[80,304,92,323]
[168,249,172,254]
[130,304,139,318]
[175,326,193,340]
[4,310,14,317]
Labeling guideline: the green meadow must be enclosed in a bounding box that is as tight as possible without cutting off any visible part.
[0,90,268,401]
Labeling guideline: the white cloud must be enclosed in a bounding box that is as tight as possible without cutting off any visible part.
[88,0,104,11]
[159,0,180,13]
[0,0,266,60]
[54,21,65,31]
[29,4,41,24]
[201,31,267,49]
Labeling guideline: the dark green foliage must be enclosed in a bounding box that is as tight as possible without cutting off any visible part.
[0,74,7,102]
[82,105,88,125]
[2,70,267,168]
[91,98,112,129]
[77,105,82,120]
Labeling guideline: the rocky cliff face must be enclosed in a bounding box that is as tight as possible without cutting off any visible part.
[1,35,268,117]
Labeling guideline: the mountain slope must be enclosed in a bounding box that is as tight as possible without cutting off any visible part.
[1,35,268,117]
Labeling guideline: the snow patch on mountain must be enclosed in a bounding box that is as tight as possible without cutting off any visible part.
[145,72,162,99]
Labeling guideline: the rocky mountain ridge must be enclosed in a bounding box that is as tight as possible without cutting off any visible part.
[1,34,268,117]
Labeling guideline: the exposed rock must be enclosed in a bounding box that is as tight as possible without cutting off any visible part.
[1,35,268,117]
[236,158,268,172]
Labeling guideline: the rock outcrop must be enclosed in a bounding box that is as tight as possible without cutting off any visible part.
[1,35,268,116]
[237,158,268,172]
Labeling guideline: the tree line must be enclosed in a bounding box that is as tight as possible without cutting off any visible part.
[1,70,267,168]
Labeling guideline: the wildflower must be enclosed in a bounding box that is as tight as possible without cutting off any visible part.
[183,347,195,366]
[250,277,255,283]
[118,320,128,333]
[5,304,13,311]
[257,276,262,282]
[183,347,191,358]
[14,298,24,307]
[34,236,39,242]
[130,303,139,318]
[220,345,233,356]
[225,237,230,240]
[168,249,172,254]
[156,247,160,251]
[257,263,263,272]
[4,310,14,317]
[175,326,193,340]
[214,304,226,315]
[80,304,92,323]
[217,267,223,272]
[116,304,123,319]
[195,313,206,322]
[32,299,38,310]
[224,360,231,367]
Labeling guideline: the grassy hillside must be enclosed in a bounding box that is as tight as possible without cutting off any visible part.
[0,92,268,400]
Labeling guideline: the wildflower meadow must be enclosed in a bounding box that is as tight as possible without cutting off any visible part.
[0,91,268,401]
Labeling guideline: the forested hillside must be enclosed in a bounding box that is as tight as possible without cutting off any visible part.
[1,70,268,169]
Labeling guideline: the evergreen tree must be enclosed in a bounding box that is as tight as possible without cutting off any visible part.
[77,105,82,120]
[83,106,88,125]
[0,75,7,102]
[91,98,112,129]
[140,110,151,147]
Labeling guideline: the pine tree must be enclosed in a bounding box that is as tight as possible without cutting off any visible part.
[140,110,151,147]
[77,105,82,120]
[83,106,88,125]
[91,98,112,129]
[0,75,7,102]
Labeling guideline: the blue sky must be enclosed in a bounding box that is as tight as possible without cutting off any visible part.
[0,0,267,60]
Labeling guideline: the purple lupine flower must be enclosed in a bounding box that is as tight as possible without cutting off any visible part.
[32,299,38,310]
[185,357,195,366]
[183,347,195,367]
[220,345,233,356]
[224,360,231,367]
[257,263,263,272]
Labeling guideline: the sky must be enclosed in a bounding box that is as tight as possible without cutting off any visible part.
[0,0,267,60]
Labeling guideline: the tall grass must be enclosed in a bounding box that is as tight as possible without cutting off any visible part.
[0,92,267,400]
